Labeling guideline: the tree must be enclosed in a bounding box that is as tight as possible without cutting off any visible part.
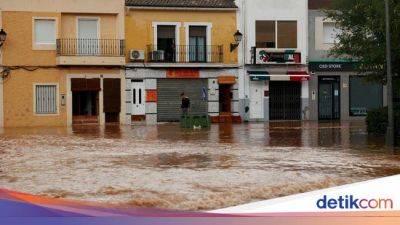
[325,0,399,84]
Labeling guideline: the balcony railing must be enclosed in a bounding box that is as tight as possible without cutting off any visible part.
[57,39,125,57]
[146,45,223,63]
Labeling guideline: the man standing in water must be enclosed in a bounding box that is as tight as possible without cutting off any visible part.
[181,93,190,116]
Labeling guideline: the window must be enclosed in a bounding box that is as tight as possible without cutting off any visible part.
[256,20,297,49]
[349,76,383,116]
[256,21,276,48]
[35,85,58,114]
[157,25,176,62]
[189,26,207,62]
[34,19,56,45]
[323,22,341,44]
[277,21,297,48]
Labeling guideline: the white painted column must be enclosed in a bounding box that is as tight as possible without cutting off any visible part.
[301,80,310,120]
[119,70,127,125]
[67,77,72,126]
[99,77,105,125]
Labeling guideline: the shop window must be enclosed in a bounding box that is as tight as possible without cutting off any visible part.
[277,21,297,48]
[34,19,56,45]
[323,22,341,44]
[349,76,383,116]
[255,20,297,49]
[35,84,58,114]
[256,21,276,48]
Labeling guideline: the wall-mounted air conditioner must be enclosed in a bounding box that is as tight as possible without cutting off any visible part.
[150,50,165,62]
[129,50,145,61]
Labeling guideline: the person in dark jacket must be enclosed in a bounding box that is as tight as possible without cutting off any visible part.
[181,93,190,116]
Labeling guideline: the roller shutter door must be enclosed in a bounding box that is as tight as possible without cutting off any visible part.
[157,79,208,122]
[269,81,301,120]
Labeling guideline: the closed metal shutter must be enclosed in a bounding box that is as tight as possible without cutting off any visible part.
[157,79,208,122]
[35,85,57,114]
[269,81,301,120]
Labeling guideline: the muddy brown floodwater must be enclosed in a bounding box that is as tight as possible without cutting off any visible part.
[1,121,400,211]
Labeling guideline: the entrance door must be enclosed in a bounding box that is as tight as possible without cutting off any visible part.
[157,25,176,62]
[77,18,99,55]
[131,80,145,115]
[250,81,264,119]
[219,84,232,115]
[103,78,121,123]
[319,76,340,120]
[189,26,207,62]
[269,81,301,120]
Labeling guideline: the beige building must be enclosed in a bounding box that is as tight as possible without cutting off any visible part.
[0,0,126,127]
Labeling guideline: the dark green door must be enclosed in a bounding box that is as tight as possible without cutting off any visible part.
[319,77,340,120]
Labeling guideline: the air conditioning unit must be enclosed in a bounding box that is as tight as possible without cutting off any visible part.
[150,50,165,62]
[129,50,145,61]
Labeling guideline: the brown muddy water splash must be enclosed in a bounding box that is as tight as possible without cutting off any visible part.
[0,121,400,211]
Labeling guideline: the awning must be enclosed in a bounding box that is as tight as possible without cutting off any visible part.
[218,76,236,84]
[248,71,309,82]
[287,71,310,82]
[248,71,269,81]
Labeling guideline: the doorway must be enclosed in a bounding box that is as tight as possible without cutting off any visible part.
[103,78,121,123]
[131,80,145,116]
[157,25,176,62]
[269,81,301,120]
[318,76,340,120]
[219,84,232,115]
[73,91,99,118]
[249,81,264,119]
[189,26,207,62]
[72,78,101,124]
[77,18,99,55]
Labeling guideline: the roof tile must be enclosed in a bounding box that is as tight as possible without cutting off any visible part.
[125,0,237,8]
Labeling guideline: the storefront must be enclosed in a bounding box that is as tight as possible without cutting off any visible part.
[125,68,240,124]
[309,61,385,121]
[247,70,310,121]
[70,77,122,124]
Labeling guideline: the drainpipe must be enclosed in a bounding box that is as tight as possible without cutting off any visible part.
[384,0,394,148]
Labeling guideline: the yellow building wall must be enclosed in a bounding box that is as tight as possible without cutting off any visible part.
[1,10,123,127]
[3,68,66,127]
[3,68,121,127]
[61,13,118,39]
[2,11,61,66]
[125,9,238,64]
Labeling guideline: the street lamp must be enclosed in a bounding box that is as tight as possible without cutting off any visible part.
[384,0,394,147]
[0,29,7,47]
[230,30,243,52]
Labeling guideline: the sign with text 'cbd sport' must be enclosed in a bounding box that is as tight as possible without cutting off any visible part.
[309,61,356,72]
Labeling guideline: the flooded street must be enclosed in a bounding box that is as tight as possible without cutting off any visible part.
[1,121,400,211]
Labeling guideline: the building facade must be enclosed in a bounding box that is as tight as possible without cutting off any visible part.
[0,0,126,127]
[308,0,386,121]
[236,0,310,122]
[124,0,240,125]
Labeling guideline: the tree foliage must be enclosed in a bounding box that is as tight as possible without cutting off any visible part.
[325,0,399,83]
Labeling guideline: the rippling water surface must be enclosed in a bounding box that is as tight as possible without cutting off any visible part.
[0,121,399,210]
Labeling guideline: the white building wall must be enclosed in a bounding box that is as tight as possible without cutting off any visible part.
[235,0,309,120]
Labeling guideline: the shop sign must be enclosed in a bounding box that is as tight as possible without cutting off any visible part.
[309,62,355,72]
[254,48,301,64]
[166,69,200,78]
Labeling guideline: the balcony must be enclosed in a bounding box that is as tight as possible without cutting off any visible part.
[144,45,223,65]
[56,38,125,66]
